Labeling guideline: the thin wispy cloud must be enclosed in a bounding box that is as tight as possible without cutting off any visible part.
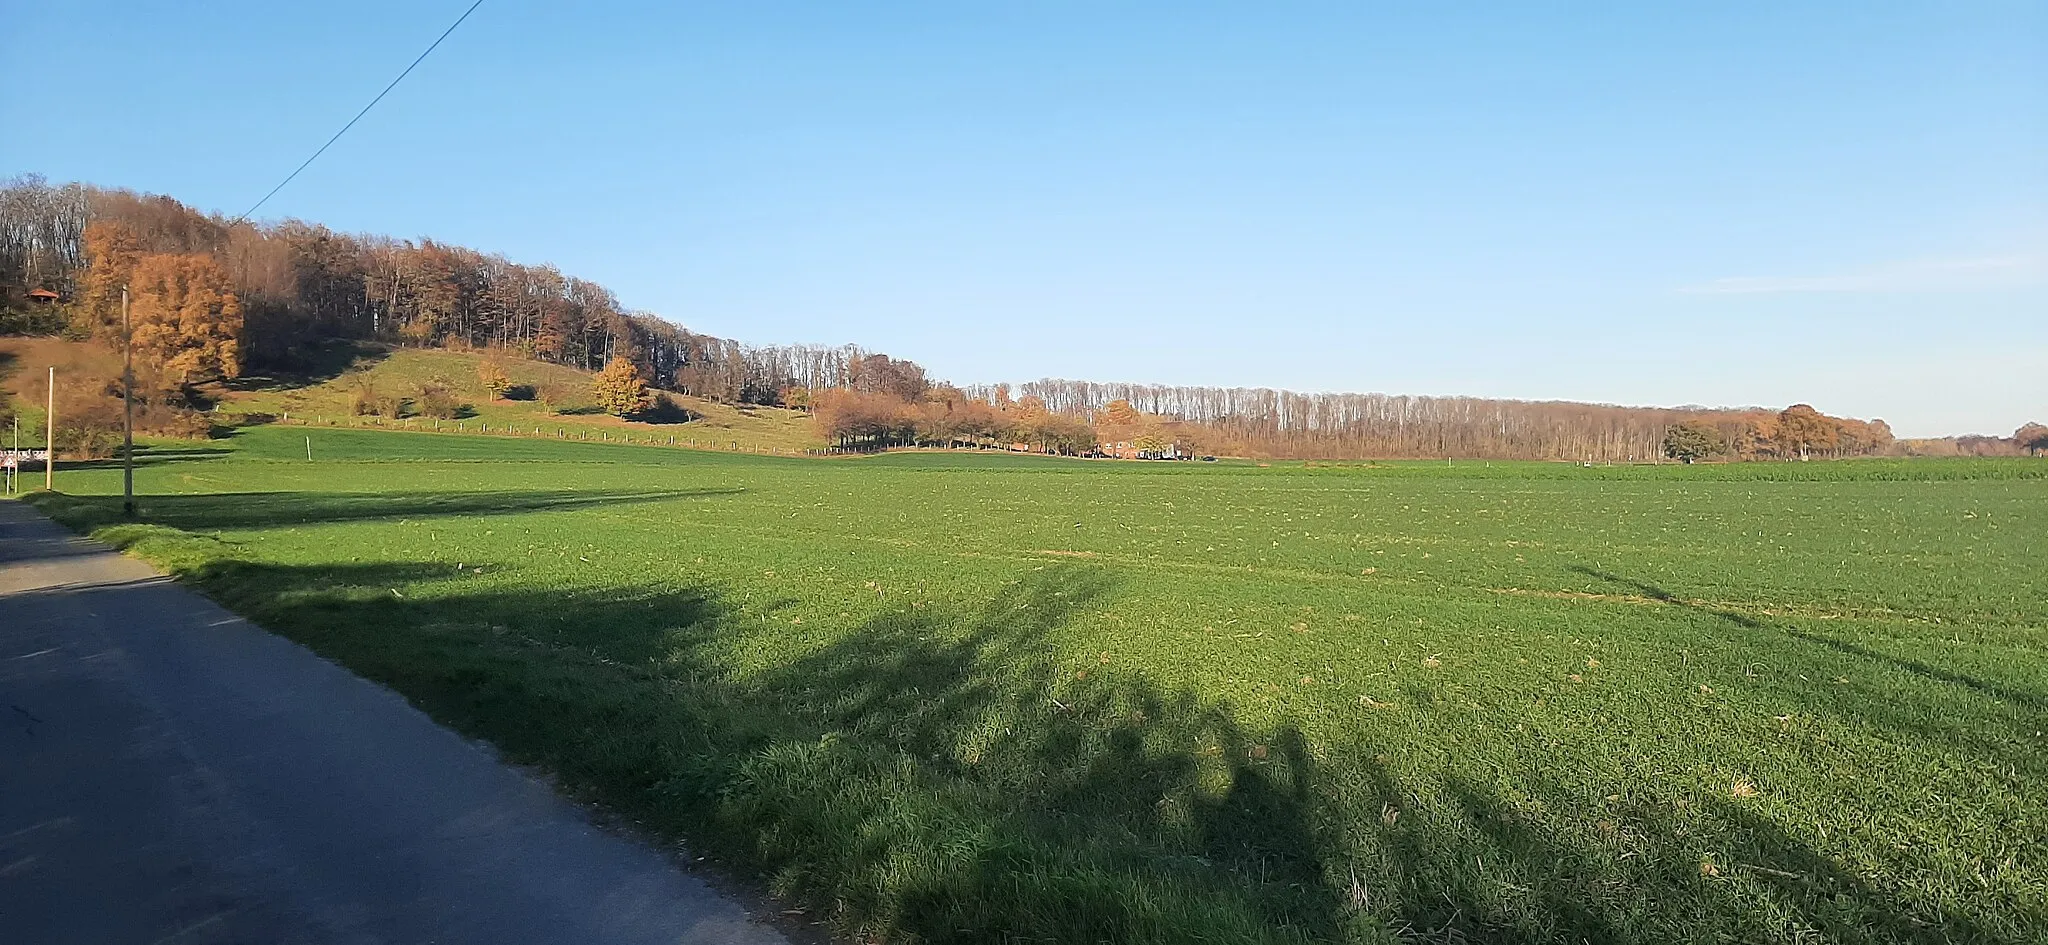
[1684,251,2048,295]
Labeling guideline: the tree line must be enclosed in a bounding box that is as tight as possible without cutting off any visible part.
[0,175,921,407]
[6,174,2033,462]
[953,379,1901,462]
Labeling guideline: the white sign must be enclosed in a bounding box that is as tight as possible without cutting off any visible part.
[2,450,51,461]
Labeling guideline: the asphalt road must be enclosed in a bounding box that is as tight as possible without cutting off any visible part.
[0,498,789,945]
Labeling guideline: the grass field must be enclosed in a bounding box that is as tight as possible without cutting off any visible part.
[21,426,2048,944]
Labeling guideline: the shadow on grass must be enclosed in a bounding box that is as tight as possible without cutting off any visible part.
[229,339,388,391]
[637,395,702,425]
[32,487,739,534]
[1569,565,2048,713]
[47,519,2027,943]
[61,444,235,471]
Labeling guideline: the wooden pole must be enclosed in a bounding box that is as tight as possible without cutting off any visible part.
[45,366,55,490]
[123,287,135,516]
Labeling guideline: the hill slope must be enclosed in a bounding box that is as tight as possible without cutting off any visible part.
[2,340,824,455]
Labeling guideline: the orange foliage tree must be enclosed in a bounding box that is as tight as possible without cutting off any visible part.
[814,388,915,448]
[592,356,650,416]
[77,221,142,339]
[2016,423,2048,456]
[128,253,243,384]
[1775,404,1837,460]
[477,359,512,399]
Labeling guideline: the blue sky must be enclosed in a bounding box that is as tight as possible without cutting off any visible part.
[5,2,2043,436]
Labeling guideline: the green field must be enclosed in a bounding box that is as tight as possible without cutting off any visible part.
[23,427,2048,944]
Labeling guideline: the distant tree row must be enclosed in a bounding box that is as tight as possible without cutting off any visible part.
[956,380,1899,462]
[1659,405,1896,462]
[812,386,1099,454]
[1895,424,2048,458]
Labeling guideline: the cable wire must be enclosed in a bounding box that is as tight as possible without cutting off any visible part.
[232,0,487,225]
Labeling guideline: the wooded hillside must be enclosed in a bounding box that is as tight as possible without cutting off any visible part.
[5,174,2032,462]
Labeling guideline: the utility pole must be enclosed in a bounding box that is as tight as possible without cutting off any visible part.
[123,286,135,516]
[45,366,55,491]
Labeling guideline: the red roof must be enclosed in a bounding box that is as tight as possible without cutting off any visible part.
[27,289,60,299]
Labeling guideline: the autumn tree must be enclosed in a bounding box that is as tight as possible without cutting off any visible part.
[1661,421,1724,463]
[2017,422,2048,456]
[1101,399,1140,426]
[477,359,511,399]
[592,356,649,416]
[1728,412,1778,459]
[1011,393,1048,424]
[813,388,915,448]
[77,221,143,338]
[1037,413,1100,455]
[128,253,243,384]
[1775,404,1837,460]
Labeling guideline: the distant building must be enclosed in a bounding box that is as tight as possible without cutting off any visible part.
[26,289,60,303]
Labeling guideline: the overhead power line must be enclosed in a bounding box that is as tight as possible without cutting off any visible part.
[232,0,487,226]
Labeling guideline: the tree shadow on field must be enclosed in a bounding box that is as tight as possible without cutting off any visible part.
[163,556,1352,943]
[1569,565,2048,716]
[227,339,388,391]
[95,535,2048,944]
[636,395,701,425]
[61,444,235,470]
[1390,773,2026,945]
[30,487,739,534]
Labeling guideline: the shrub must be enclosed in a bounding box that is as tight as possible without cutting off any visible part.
[348,381,402,419]
[415,377,464,420]
[477,360,512,400]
